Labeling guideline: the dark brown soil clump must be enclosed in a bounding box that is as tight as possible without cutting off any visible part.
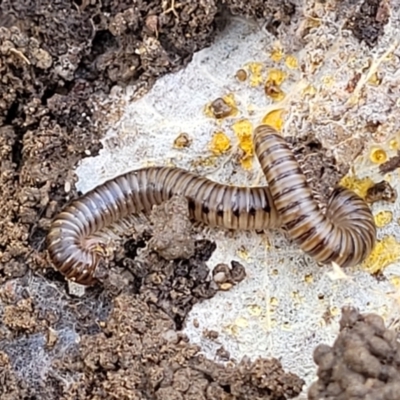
[344,0,390,48]
[309,306,400,400]
[60,294,305,400]
[286,134,349,206]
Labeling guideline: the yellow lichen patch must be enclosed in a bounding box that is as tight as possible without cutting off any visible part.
[209,131,231,155]
[339,175,375,199]
[374,210,393,228]
[236,247,250,260]
[222,93,238,114]
[330,306,340,317]
[204,93,238,119]
[247,304,263,317]
[262,109,285,132]
[390,276,400,288]
[285,55,298,69]
[270,44,283,62]
[190,156,217,169]
[264,69,286,101]
[290,291,303,305]
[321,75,334,87]
[204,101,217,118]
[304,273,313,284]
[224,324,239,337]
[245,155,260,174]
[369,147,387,164]
[389,138,399,150]
[247,62,264,87]
[268,318,277,328]
[270,297,279,307]
[362,235,400,274]
[303,84,317,96]
[224,317,249,336]
[232,119,254,169]
[368,72,381,86]
[235,317,249,328]
[267,69,286,85]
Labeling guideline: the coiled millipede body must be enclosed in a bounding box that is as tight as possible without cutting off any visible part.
[254,126,376,268]
[47,125,376,285]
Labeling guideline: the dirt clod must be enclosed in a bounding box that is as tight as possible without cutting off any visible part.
[148,195,196,260]
[344,0,390,47]
[3,298,39,334]
[212,260,246,290]
[130,238,218,329]
[308,306,400,400]
[379,150,400,175]
[366,180,398,204]
[286,134,349,205]
[210,97,235,119]
[60,294,305,400]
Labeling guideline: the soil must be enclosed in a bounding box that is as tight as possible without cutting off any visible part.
[0,0,391,399]
[285,134,350,207]
[309,307,400,400]
[343,0,390,48]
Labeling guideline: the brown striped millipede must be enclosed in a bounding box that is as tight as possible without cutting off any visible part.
[47,125,376,285]
[254,125,376,268]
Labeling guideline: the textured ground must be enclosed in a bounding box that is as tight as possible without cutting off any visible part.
[0,0,396,399]
[309,307,400,400]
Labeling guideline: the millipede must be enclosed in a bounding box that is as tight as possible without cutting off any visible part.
[46,125,376,285]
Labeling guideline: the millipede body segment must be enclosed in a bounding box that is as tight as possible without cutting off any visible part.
[254,125,376,268]
[47,125,376,285]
